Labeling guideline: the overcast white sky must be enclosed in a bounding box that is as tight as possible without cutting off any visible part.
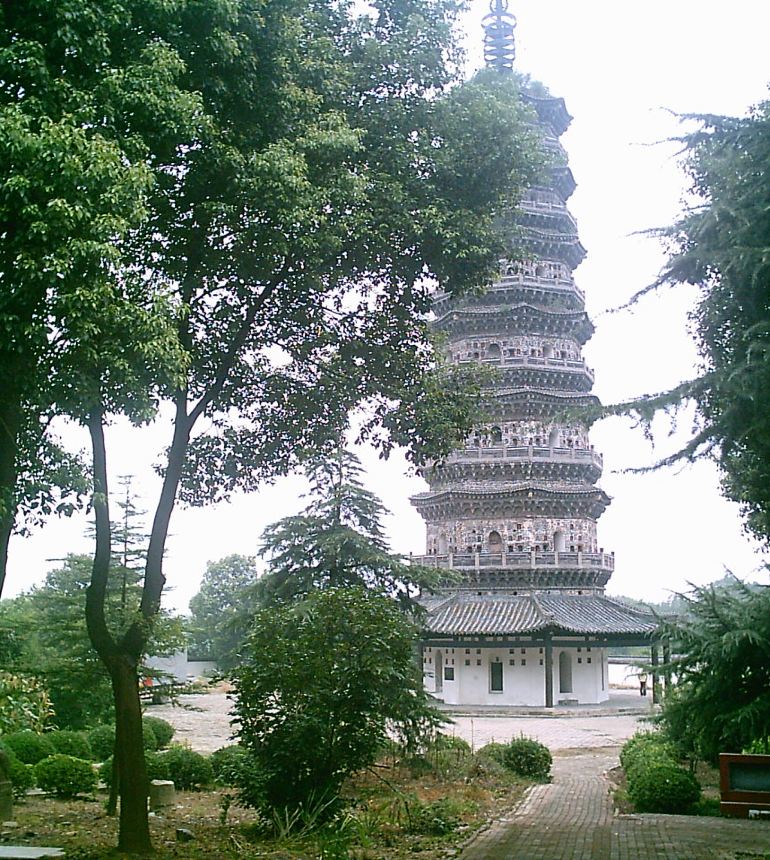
[5,0,770,611]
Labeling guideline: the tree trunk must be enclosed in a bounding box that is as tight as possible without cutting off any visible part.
[0,373,23,598]
[85,409,151,853]
[111,658,150,853]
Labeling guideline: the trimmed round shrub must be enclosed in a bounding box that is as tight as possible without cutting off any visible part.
[2,731,56,765]
[502,736,552,780]
[142,716,175,749]
[141,723,158,752]
[620,732,677,775]
[627,759,701,814]
[34,754,97,798]
[210,744,251,787]
[162,745,212,790]
[87,725,115,762]
[476,742,508,765]
[48,730,92,761]
[430,733,471,754]
[5,751,35,797]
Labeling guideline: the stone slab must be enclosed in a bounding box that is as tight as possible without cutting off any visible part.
[0,849,64,858]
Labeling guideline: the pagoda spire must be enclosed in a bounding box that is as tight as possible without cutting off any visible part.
[482,0,517,72]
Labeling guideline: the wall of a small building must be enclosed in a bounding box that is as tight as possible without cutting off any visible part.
[423,643,609,706]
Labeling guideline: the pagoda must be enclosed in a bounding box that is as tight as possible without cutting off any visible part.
[412,0,656,707]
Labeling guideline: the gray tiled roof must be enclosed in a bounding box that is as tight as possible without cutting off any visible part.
[422,592,656,637]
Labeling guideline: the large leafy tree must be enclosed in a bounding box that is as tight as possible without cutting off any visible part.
[187,554,261,669]
[5,554,183,729]
[3,0,543,851]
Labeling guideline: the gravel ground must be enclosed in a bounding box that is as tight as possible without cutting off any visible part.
[147,691,644,754]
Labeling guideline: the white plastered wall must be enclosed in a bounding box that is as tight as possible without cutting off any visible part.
[422,644,609,706]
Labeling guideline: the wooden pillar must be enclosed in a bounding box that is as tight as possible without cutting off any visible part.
[662,641,671,693]
[544,635,554,708]
[651,643,660,704]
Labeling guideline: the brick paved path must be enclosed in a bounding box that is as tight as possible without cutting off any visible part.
[461,749,770,860]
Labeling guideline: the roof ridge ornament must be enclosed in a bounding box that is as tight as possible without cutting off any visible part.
[482,0,517,73]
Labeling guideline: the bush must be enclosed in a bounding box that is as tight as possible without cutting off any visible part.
[477,737,551,780]
[162,745,212,790]
[2,749,35,797]
[406,797,466,835]
[99,751,170,791]
[141,723,158,752]
[430,733,471,754]
[34,754,97,798]
[142,716,175,749]
[2,731,56,765]
[620,731,677,775]
[465,751,508,781]
[232,587,439,814]
[210,744,251,787]
[48,730,92,761]
[627,758,701,814]
[87,725,114,761]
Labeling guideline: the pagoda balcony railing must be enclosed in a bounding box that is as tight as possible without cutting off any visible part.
[412,550,615,572]
[458,354,594,383]
[495,271,585,298]
[432,274,584,305]
[441,445,602,468]
[519,199,579,232]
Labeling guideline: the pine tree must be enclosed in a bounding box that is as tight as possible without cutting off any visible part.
[257,449,437,610]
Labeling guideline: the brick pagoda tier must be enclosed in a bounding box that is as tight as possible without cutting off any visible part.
[411,0,656,707]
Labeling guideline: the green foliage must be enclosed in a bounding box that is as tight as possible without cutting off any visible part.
[404,796,466,835]
[6,753,35,798]
[0,551,184,729]
[0,670,54,734]
[142,716,174,750]
[619,731,678,775]
[99,751,170,790]
[2,731,55,765]
[87,725,115,762]
[476,742,508,765]
[1,0,547,851]
[187,555,260,668]
[140,723,158,752]
[232,586,441,814]
[465,751,509,781]
[620,101,770,543]
[657,578,770,763]
[743,736,770,754]
[210,745,252,788]
[161,745,213,791]
[34,754,97,798]
[47,731,92,761]
[430,733,472,754]
[626,758,701,814]
[477,737,551,779]
[257,449,439,611]
[500,736,552,779]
